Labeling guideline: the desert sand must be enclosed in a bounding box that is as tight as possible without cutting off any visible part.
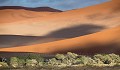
[0,26,120,55]
[0,0,120,55]
[0,0,120,36]
[0,6,62,23]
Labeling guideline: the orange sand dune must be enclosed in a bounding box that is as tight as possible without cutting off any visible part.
[7,0,120,25]
[0,6,61,23]
[0,0,120,55]
[0,0,120,36]
[0,26,120,55]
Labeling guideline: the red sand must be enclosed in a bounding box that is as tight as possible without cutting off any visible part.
[0,0,119,36]
[0,0,120,55]
[0,26,120,54]
[0,7,61,23]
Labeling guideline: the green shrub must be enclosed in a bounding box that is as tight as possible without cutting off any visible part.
[0,62,8,68]
[52,52,79,66]
[67,52,78,59]
[38,62,44,66]
[26,59,38,67]
[93,54,120,65]
[62,58,73,66]
[55,54,66,60]
[10,57,19,68]
[18,59,26,68]
[27,54,44,62]
[93,54,105,64]
[108,53,120,64]
[48,58,61,66]
[56,52,78,66]
[78,56,96,65]
[2,53,120,68]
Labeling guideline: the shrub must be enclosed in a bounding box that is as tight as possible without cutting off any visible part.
[78,56,96,65]
[108,53,120,64]
[18,59,26,68]
[1,53,120,68]
[67,52,78,59]
[27,54,44,62]
[56,52,79,66]
[93,54,105,64]
[93,54,120,66]
[0,62,8,68]
[26,59,38,67]
[10,57,19,68]
[38,62,44,66]
[62,58,71,65]
[48,58,61,66]
[55,54,66,60]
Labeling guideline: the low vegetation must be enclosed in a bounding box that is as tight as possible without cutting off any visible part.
[0,52,120,70]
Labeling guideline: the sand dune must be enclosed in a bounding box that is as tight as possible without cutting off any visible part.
[0,0,120,36]
[0,6,62,23]
[0,0,120,55]
[0,26,120,55]
[0,35,64,48]
[0,24,104,48]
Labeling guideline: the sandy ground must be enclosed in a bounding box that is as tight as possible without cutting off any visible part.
[0,7,61,23]
[0,0,120,55]
[0,26,120,55]
[0,0,120,36]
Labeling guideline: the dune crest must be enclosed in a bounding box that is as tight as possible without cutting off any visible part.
[0,0,120,36]
[0,0,120,55]
[0,6,62,23]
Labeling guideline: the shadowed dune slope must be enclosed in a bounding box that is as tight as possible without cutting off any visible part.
[0,6,62,23]
[0,24,104,48]
[0,35,63,48]
[0,0,120,36]
[0,26,120,55]
[0,52,54,58]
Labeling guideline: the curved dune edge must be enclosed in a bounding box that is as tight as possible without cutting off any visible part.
[0,0,120,36]
[1,0,120,25]
[0,26,120,54]
[2,0,120,24]
[0,10,59,23]
[0,8,61,23]
[0,0,120,55]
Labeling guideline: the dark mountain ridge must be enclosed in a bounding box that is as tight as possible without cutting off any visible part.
[0,6,62,12]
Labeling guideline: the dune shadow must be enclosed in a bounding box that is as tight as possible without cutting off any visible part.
[0,35,41,48]
[0,35,63,48]
[51,41,120,55]
[0,52,54,59]
[0,24,105,48]
[0,41,119,57]
[1,24,119,55]
[46,24,105,38]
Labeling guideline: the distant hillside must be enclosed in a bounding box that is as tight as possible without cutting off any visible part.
[0,6,62,12]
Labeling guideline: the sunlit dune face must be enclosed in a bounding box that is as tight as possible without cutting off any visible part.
[0,6,62,23]
[0,10,59,23]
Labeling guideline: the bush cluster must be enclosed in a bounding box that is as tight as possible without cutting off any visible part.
[0,52,120,68]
